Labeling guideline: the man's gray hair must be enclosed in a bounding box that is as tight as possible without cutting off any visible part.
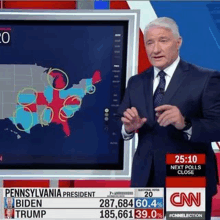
[144,17,181,39]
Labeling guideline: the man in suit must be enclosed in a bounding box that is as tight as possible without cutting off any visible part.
[5,209,13,219]
[6,197,14,209]
[117,17,220,219]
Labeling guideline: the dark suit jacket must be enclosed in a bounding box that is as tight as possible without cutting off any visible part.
[117,59,220,196]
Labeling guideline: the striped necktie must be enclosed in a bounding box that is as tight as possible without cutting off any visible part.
[153,70,166,108]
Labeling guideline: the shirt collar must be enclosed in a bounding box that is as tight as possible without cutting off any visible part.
[154,56,180,79]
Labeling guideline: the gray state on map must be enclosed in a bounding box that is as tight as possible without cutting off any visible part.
[0,64,52,120]
[73,79,87,90]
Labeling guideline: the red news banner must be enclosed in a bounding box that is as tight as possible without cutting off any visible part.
[166,154,206,220]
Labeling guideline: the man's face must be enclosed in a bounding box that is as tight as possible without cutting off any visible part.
[6,209,12,217]
[7,198,12,206]
[145,26,182,70]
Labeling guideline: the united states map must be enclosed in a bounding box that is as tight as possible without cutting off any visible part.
[0,64,101,137]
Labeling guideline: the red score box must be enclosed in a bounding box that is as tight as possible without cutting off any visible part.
[166,154,205,165]
[135,209,163,219]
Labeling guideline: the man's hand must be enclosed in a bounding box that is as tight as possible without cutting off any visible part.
[121,107,147,133]
[155,105,185,130]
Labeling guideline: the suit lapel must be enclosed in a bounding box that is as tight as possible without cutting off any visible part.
[143,67,155,126]
[161,59,189,105]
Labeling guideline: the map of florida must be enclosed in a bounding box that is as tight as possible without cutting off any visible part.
[0,64,101,137]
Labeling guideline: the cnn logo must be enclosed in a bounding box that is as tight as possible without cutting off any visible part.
[166,188,205,212]
[170,192,201,207]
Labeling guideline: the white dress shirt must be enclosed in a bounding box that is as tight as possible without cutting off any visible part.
[122,56,192,140]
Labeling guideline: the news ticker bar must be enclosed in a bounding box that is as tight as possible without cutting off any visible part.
[0,154,207,219]
[2,188,164,219]
[1,187,207,219]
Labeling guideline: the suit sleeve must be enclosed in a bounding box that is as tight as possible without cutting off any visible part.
[190,71,220,143]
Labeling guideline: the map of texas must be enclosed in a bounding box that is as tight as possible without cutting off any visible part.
[0,64,101,137]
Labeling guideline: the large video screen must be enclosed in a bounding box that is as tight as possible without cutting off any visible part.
[0,18,128,170]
